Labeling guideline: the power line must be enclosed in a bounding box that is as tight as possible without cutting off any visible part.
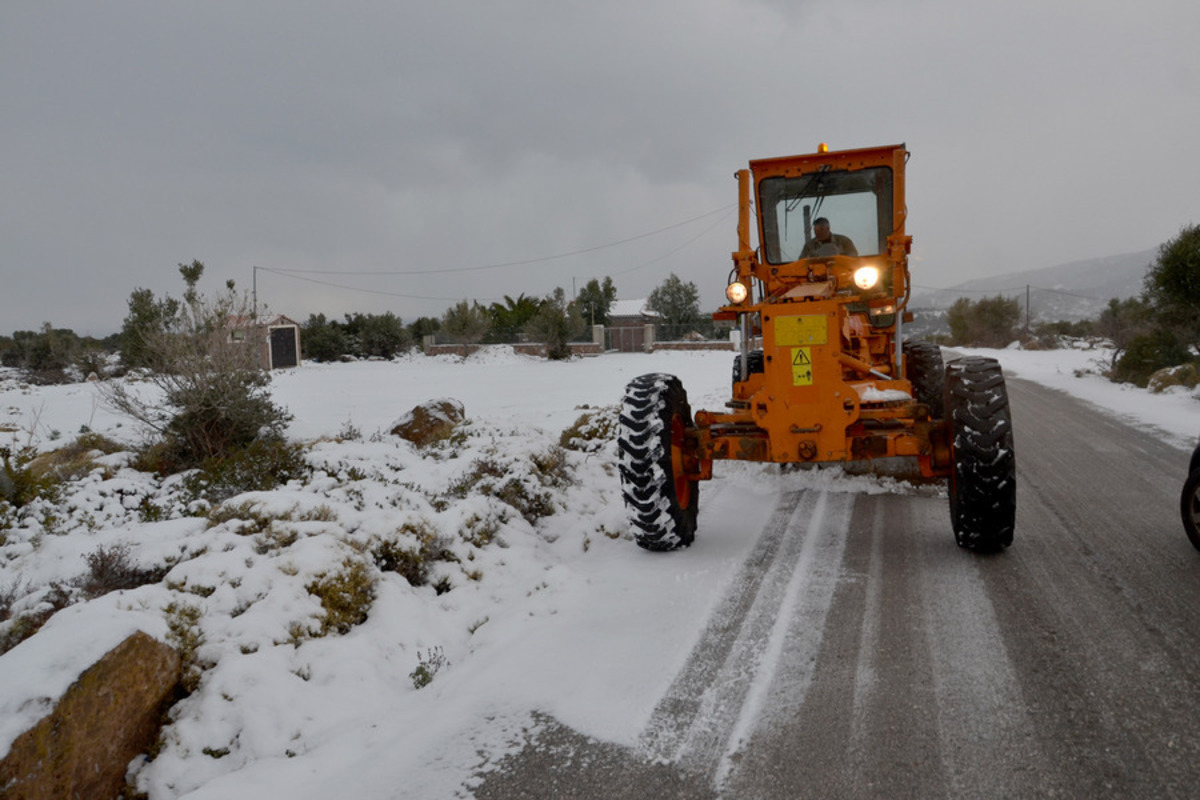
[912,283,1113,301]
[255,204,738,306]
[266,204,736,278]
[255,267,502,303]
[612,208,737,276]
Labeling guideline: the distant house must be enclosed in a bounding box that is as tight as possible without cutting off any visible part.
[227,314,302,369]
[607,299,659,353]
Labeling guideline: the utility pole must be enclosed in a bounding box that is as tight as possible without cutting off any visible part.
[252,266,259,319]
[1025,284,1031,333]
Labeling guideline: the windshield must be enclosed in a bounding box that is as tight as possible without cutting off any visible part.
[758,167,894,263]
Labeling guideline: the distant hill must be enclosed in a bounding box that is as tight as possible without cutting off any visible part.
[906,248,1156,337]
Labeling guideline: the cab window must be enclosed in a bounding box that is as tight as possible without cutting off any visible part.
[759,167,893,263]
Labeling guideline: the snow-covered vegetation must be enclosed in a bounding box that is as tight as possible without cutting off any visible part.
[1,344,1197,798]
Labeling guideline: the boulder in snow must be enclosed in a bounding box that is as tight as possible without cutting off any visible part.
[390,399,466,447]
[0,630,180,800]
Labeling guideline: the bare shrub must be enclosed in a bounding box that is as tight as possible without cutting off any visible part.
[0,583,73,657]
[101,262,292,472]
[371,520,456,590]
[79,543,170,598]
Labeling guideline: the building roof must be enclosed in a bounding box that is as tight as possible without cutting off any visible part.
[609,299,658,319]
[226,314,300,328]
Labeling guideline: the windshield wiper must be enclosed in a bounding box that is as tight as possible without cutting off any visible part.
[783,165,831,244]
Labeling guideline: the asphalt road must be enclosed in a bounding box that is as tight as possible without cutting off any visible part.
[475,377,1200,799]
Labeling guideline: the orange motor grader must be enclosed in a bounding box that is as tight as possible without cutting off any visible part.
[618,143,1015,552]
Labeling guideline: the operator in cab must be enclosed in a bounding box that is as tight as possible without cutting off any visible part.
[801,217,858,258]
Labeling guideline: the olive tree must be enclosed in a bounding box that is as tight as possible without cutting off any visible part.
[946,295,1021,347]
[647,273,701,328]
[576,277,617,327]
[440,300,490,344]
[1143,222,1200,353]
[525,288,586,360]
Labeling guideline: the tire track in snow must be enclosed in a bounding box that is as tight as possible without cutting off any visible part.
[638,488,854,786]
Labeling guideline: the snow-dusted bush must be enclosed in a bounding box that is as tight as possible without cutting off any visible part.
[102,262,292,472]
[306,558,376,636]
[559,404,619,452]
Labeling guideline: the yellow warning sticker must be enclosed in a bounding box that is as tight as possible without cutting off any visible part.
[791,347,814,385]
[776,315,827,346]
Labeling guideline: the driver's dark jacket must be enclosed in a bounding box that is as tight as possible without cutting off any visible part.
[800,234,858,258]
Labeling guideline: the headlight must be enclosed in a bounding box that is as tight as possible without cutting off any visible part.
[869,303,896,328]
[725,281,749,304]
[853,266,880,291]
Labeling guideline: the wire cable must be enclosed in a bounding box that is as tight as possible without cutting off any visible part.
[266,204,736,277]
[611,208,736,276]
[256,267,500,303]
[911,283,1111,301]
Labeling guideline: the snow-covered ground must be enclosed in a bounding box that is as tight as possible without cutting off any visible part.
[0,344,1197,798]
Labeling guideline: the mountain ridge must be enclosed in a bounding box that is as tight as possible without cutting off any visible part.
[910,247,1156,323]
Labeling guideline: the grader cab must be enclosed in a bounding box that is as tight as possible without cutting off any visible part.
[618,143,1016,552]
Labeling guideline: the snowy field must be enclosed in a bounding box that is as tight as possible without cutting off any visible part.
[1,344,1197,798]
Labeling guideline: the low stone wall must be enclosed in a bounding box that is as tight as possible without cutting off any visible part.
[422,340,734,357]
[650,340,735,352]
[425,342,604,358]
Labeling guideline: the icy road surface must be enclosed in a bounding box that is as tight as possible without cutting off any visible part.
[476,376,1200,799]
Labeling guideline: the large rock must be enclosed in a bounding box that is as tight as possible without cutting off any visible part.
[391,399,466,447]
[0,631,180,800]
[1148,363,1200,393]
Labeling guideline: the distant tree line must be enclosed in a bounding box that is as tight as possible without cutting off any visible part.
[299,277,622,362]
[2,269,713,382]
[0,325,117,384]
[937,223,1200,386]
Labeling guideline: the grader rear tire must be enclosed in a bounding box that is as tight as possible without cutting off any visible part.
[731,350,764,388]
[618,373,698,551]
[945,356,1015,551]
[906,340,945,418]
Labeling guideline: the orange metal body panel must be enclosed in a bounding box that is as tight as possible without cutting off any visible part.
[692,143,950,479]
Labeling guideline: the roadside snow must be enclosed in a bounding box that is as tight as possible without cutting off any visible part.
[956,344,1200,448]
[0,344,1197,798]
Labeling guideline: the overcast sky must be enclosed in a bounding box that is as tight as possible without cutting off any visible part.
[3,0,1198,336]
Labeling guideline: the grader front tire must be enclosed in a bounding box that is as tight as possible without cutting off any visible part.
[618,373,699,551]
[945,356,1016,552]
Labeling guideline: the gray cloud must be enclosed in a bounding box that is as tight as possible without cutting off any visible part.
[2,0,1197,335]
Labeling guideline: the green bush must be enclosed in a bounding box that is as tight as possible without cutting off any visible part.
[524,288,585,360]
[410,646,449,689]
[0,324,109,384]
[371,520,456,590]
[560,406,619,452]
[306,558,376,635]
[182,438,311,504]
[1148,363,1200,393]
[344,312,412,359]
[164,600,207,693]
[448,446,573,524]
[0,445,62,509]
[74,431,124,455]
[301,313,350,362]
[1144,222,1200,352]
[1112,329,1194,387]
[947,295,1022,347]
